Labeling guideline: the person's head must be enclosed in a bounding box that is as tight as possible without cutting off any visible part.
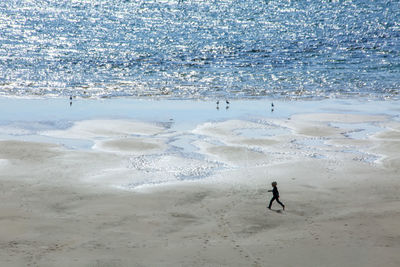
[271,181,277,187]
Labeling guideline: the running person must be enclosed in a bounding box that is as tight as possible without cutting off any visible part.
[268,181,285,210]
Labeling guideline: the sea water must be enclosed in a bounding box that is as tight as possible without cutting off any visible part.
[0,0,399,100]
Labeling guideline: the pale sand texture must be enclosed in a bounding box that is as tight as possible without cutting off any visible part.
[0,112,399,267]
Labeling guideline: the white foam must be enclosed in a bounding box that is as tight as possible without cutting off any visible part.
[85,153,222,190]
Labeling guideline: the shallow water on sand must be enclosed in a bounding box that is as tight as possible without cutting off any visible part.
[0,98,398,188]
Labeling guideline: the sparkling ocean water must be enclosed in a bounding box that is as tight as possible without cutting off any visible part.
[0,0,399,100]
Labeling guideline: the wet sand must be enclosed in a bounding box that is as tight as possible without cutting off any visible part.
[0,98,399,266]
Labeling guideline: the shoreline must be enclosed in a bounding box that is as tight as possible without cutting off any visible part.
[0,97,399,266]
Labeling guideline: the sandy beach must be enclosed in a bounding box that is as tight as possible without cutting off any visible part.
[0,98,399,266]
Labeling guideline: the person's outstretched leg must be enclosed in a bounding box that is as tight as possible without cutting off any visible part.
[268,197,276,209]
[276,198,285,210]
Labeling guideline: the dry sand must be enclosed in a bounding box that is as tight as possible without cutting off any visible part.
[0,109,399,266]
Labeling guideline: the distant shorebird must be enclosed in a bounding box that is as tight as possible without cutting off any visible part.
[271,102,274,108]
[226,99,230,105]
[216,100,219,105]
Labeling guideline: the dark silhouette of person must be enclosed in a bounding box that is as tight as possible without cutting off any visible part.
[268,181,285,210]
